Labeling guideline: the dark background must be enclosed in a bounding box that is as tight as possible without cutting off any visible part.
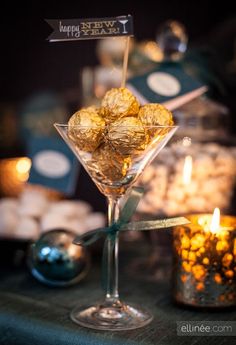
[1,0,236,103]
[0,0,236,211]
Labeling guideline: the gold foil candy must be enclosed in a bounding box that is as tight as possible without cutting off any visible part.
[138,103,174,127]
[68,106,105,152]
[138,103,174,141]
[100,87,140,122]
[107,116,147,155]
[138,103,174,139]
[91,143,131,181]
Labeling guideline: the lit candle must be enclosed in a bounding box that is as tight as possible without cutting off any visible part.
[0,157,31,196]
[172,209,236,307]
[210,207,220,233]
[182,155,192,186]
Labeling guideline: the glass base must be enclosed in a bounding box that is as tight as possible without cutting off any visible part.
[70,300,153,331]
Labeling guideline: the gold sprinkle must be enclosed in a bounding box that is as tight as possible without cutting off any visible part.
[181,249,188,260]
[196,282,205,291]
[222,253,233,267]
[181,235,190,249]
[225,270,234,278]
[190,234,205,250]
[214,273,222,284]
[188,251,196,262]
[216,240,229,252]
[202,257,209,265]
[182,261,191,273]
[192,264,206,281]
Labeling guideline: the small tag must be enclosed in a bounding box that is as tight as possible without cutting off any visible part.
[46,15,133,41]
[127,63,207,110]
[28,137,80,195]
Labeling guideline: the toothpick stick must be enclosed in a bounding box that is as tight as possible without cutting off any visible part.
[121,36,130,88]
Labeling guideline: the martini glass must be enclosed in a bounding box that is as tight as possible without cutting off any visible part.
[55,123,178,331]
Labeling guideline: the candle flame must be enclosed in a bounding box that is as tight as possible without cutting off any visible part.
[16,157,31,174]
[183,155,192,185]
[16,157,32,182]
[210,207,220,233]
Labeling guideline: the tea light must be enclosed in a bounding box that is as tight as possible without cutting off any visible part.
[173,208,236,307]
[0,157,31,196]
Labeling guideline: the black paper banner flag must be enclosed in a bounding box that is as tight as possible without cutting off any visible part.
[46,15,133,41]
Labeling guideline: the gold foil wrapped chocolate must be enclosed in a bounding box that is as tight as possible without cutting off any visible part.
[91,143,131,181]
[68,107,105,152]
[100,87,140,122]
[138,103,173,126]
[107,117,147,155]
[138,103,173,139]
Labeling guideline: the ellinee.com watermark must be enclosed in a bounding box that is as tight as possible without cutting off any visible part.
[177,321,236,336]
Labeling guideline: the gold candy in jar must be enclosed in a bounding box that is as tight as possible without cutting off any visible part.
[91,143,131,182]
[106,116,147,156]
[68,107,105,152]
[138,103,173,138]
[100,87,140,122]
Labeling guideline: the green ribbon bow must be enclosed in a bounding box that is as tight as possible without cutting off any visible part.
[73,187,189,246]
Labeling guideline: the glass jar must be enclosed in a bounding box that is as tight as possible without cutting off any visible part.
[137,96,236,217]
[174,96,230,141]
[134,97,236,282]
[137,137,236,217]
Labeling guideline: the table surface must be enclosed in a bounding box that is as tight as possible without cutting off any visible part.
[0,239,235,345]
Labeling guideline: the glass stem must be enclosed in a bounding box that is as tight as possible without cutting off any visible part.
[105,196,120,303]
